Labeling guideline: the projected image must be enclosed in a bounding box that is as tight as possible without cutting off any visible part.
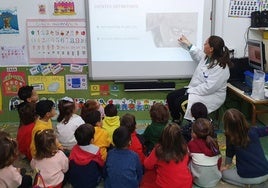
[86,0,211,80]
[146,13,198,48]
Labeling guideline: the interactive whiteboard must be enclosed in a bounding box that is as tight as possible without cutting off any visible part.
[85,0,213,80]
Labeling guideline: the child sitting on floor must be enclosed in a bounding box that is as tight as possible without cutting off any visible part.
[31,129,69,188]
[221,108,268,187]
[120,113,146,164]
[81,110,111,161]
[143,102,169,153]
[56,97,85,152]
[182,102,217,142]
[0,131,32,188]
[102,104,120,141]
[104,126,143,188]
[17,102,36,160]
[188,118,222,187]
[80,99,105,119]
[30,100,61,158]
[68,124,104,188]
[141,123,192,188]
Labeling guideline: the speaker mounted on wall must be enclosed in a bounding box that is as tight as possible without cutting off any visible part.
[251,11,261,27]
[261,10,268,27]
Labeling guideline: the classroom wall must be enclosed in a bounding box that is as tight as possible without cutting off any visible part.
[0,0,194,123]
[0,64,190,123]
[0,0,262,124]
[214,0,262,58]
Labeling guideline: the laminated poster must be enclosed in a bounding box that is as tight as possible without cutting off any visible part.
[0,7,19,34]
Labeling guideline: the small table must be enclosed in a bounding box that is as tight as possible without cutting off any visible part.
[227,83,268,125]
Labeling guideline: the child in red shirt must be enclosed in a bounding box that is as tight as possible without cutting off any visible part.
[120,113,145,164]
[17,102,36,160]
[141,123,192,188]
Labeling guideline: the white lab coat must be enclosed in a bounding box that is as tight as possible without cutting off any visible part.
[184,45,230,120]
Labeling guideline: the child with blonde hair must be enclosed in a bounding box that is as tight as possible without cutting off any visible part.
[188,118,222,187]
[31,129,68,188]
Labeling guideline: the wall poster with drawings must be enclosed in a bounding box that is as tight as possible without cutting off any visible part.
[26,19,87,64]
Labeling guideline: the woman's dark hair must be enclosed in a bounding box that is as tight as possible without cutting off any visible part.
[207,35,232,69]
[150,103,169,124]
[120,113,136,133]
[18,102,36,127]
[223,108,250,148]
[155,123,187,163]
[0,131,18,169]
[104,104,118,117]
[192,118,220,155]
[74,124,95,146]
[113,126,131,149]
[34,129,58,160]
[81,110,101,127]
[57,99,75,124]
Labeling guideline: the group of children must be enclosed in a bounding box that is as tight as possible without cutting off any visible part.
[0,85,268,187]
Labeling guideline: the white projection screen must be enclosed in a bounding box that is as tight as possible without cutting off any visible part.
[85,0,213,80]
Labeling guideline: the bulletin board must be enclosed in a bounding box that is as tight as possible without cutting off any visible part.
[0,0,86,66]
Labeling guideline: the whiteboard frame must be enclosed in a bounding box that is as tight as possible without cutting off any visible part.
[85,0,213,80]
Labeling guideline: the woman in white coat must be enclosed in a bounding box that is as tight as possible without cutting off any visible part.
[167,35,232,123]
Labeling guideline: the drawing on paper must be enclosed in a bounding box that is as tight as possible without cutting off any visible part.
[0,7,19,34]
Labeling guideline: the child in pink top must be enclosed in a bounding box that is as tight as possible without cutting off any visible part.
[0,131,23,188]
[31,129,68,188]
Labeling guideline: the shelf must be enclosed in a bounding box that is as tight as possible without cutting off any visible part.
[250,27,268,31]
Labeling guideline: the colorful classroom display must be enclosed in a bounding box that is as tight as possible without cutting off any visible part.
[54,0,76,15]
